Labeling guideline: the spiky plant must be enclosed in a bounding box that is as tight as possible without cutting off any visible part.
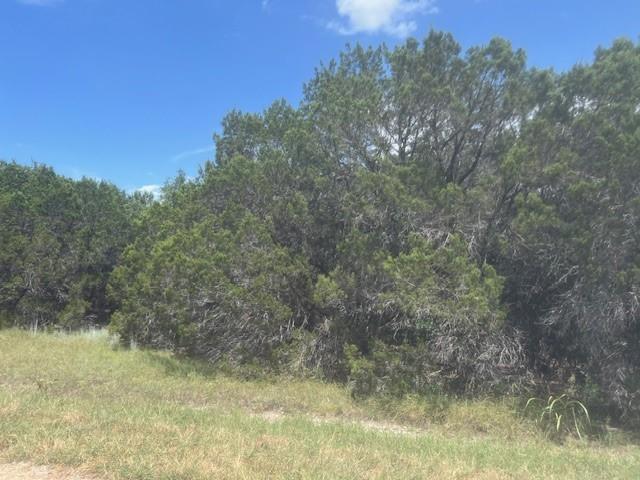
[524,394,591,440]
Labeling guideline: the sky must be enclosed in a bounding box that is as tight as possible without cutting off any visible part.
[1,0,639,195]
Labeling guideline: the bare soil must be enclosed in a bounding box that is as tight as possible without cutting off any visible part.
[0,463,97,480]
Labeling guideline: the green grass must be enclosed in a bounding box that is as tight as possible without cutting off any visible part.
[1,330,638,479]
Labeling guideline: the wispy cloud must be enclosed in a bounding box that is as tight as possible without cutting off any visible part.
[171,146,213,163]
[328,0,438,38]
[17,0,63,6]
[261,0,270,10]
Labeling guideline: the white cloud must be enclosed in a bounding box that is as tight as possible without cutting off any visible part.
[329,0,437,37]
[17,0,63,6]
[136,184,163,200]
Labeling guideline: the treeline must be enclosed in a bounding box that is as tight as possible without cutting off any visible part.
[1,32,639,427]
[0,163,149,329]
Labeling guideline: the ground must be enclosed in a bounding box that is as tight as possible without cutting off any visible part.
[1,330,639,479]
[0,463,96,480]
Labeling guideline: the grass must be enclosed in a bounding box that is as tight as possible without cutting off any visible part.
[0,330,639,479]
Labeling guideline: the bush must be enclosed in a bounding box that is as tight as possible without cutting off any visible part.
[109,212,312,365]
[524,394,591,441]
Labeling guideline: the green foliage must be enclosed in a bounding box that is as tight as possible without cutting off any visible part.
[109,210,312,363]
[0,162,137,330]
[525,394,592,441]
[381,234,505,331]
[345,341,440,399]
[344,344,378,398]
[57,298,91,330]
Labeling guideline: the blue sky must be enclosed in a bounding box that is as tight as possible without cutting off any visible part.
[1,0,639,194]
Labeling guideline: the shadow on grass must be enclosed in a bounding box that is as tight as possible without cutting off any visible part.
[141,350,219,379]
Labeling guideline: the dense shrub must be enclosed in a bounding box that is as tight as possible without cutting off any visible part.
[109,212,312,363]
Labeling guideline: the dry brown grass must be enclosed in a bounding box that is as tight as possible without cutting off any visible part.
[0,463,97,480]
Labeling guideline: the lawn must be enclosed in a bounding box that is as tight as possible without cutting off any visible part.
[0,330,638,479]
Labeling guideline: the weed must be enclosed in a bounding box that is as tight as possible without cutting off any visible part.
[524,394,591,440]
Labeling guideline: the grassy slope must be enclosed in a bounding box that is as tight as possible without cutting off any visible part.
[0,330,638,479]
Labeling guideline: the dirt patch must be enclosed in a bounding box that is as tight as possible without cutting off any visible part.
[0,463,97,480]
[256,410,426,437]
[352,419,424,436]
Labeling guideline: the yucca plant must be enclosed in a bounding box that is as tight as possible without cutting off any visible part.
[524,394,591,440]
